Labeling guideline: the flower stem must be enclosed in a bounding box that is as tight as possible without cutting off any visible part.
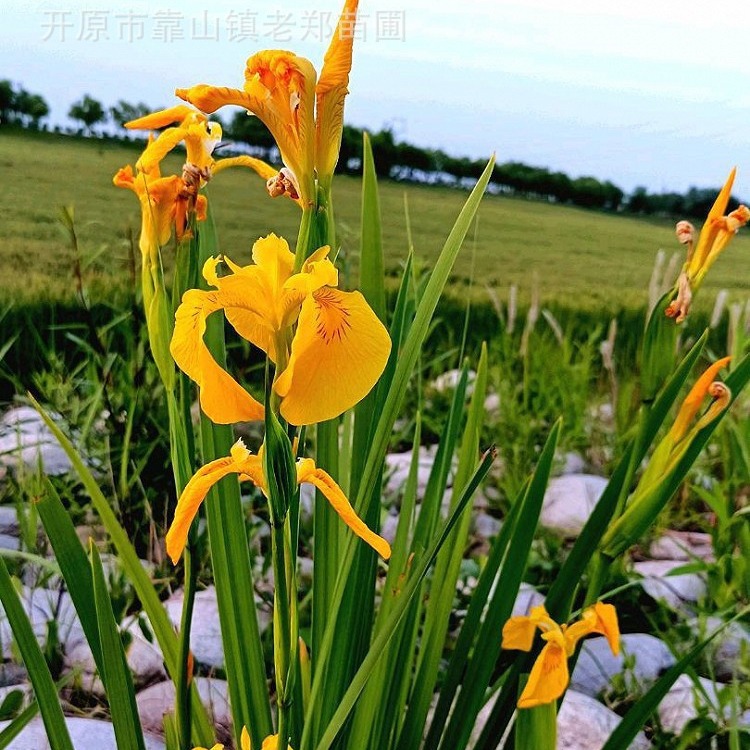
[272,515,298,750]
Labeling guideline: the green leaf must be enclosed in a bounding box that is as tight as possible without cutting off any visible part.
[28,394,215,747]
[314,448,497,750]
[196,201,274,749]
[0,557,73,750]
[302,158,496,750]
[36,480,103,676]
[90,542,146,750]
[544,442,636,621]
[0,700,39,748]
[437,421,561,750]
[396,347,489,750]
[601,608,750,750]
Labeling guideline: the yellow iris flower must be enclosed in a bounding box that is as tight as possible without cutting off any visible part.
[502,603,620,709]
[193,727,286,750]
[167,438,391,564]
[666,169,749,323]
[170,232,391,426]
[175,0,360,206]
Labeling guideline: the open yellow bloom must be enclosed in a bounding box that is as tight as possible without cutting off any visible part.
[167,438,391,564]
[666,169,749,323]
[502,603,620,709]
[193,726,284,750]
[170,233,390,425]
[175,0,360,206]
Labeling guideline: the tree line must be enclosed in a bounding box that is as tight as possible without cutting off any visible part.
[1,80,743,218]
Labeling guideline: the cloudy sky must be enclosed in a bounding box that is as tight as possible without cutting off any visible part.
[2,0,749,195]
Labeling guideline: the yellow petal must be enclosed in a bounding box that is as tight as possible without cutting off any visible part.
[241,727,251,750]
[688,168,737,276]
[177,84,255,113]
[136,126,187,173]
[274,288,391,425]
[213,155,278,181]
[316,0,359,180]
[243,51,317,202]
[284,247,338,298]
[517,641,569,709]
[166,440,263,563]
[670,356,731,442]
[170,288,264,424]
[589,602,620,656]
[126,104,195,130]
[297,458,391,558]
[502,615,541,652]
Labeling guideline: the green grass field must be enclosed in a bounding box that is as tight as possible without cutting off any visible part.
[1,129,749,311]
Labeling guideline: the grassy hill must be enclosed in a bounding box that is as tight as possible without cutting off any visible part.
[1,130,748,312]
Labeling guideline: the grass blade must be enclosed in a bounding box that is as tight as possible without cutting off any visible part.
[0,556,73,750]
[601,607,750,750]
[314,447,496,750]
[28,394,215,746]
[90,543,147,750]
[36,480,103,676]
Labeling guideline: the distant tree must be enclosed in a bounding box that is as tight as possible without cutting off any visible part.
[18,92,49,129]
[367,128,400,177]
[0,79,14,124]
[226,110,276,155]
[337,125,363,173]
[68,95,106,135]
[109,100,151,131]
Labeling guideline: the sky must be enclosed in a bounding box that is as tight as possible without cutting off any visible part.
[2,0,749,196]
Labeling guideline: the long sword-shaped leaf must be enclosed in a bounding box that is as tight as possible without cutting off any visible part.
[0,557,73,750]
[396,347,489,750]
[601,607,750,750]
[36,480,103,676]
[90,543,146,750]
[29,395,214,746]
[302,158,496,750]
[438,420,561,750]
[196,205,273,749]
[315,448,496,750]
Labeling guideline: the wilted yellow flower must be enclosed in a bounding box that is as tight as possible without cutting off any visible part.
[170,233,391,425]
[502,603,620,708]
[666,169,749,323]
[166,438,391,564]
[175,0,360,206]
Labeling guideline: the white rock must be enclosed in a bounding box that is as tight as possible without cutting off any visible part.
[557,690,651,749]
[658,674,723,735]
[483,393,501,415]
[511,583,545,617]
[473,512,501,540]
[0,587,85,660]
[632,560,706,611]
[164,588,225,669]
[0,716,166,749]
[467,689,650,749]
[384,445,454,500]
[432,369,476,395]
[163,587,270,670]
[136,677,231,740]
[571,634,675,697]
[381,512,400,544]
[559,451,586,475]
[0,406,73,476]
[540,474,609,537]
[65,621,166,696]
[0,506,20,536]
[689,616,750,681]
[648,531,713,562]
